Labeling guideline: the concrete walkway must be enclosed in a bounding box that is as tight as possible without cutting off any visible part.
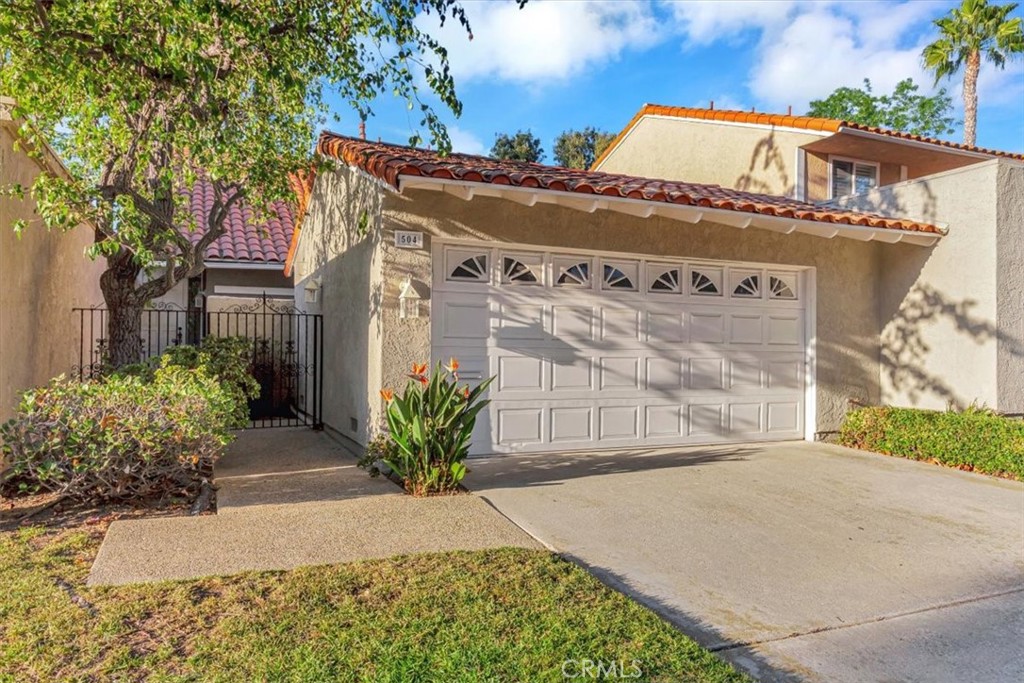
[467,441,1024,683]
[88,429,538,586]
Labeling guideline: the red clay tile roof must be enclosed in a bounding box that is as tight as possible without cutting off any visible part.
[316,132,942,234]
[186,179,296,263]
[592,104,1024,169]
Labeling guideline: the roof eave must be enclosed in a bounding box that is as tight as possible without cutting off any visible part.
[398,175,941,247]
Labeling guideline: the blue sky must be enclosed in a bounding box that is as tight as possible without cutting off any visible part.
[327,0,1024,158]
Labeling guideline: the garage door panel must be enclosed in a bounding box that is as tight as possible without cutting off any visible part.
[550,355,594,391]
[496,303,546,339]
[646,405,682,437]
[729,314,764,344]
[552,305,594,339]
[599,406,639,440]
[497,355,544,392]
[690,358,726,391]
[648,311,686,343]
[433,246,809,454]
[600,357,640,390]
[601,309,641,341]
[646,357,684,391]
[550,407,593,443]
[690,312,725,343]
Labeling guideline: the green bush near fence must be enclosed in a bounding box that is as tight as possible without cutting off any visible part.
[839,405,1024,479]
[1,337,259,503]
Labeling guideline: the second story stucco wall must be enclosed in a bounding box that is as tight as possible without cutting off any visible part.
[831,159,1021,413]
[596,117,822,197]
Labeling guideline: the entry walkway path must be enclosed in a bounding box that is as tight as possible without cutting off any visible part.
[88,429,538,586]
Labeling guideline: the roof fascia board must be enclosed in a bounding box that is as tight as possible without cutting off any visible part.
[398,175,941,247]
[642,113,834,138]
[205,260,287,270]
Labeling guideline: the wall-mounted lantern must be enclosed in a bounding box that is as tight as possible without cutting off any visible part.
[398,277,422,319]
[304,277,321,304]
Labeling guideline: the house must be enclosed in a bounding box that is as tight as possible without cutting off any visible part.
[95,179,302,362]
[593,105,1024,418]
[0,97,104,421]
[286,104,1021,456]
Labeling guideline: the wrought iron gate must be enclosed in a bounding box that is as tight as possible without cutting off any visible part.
[74,296,323,429]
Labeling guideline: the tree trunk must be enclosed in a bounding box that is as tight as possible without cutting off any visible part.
[100,253,145,368]
[963,49,980,147]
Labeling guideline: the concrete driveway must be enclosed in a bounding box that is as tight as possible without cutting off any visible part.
[467,441,1024,683]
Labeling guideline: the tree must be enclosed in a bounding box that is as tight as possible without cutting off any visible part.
[807,79,956,138]
[490,130,544,162]
[922,0,1024,146]
[552,127,617,169]
[0,1,483,367]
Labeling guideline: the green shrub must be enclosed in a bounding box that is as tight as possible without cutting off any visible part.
[839,405,1024,479]
[377,360,494,495]
[0,365,234,502]
[112,336,259,429]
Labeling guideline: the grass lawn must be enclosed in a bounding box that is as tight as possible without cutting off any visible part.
[0,511,746,682]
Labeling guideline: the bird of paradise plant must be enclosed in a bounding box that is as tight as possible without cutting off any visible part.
[378,359,493,495]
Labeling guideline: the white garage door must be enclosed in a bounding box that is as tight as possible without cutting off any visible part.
[431,243,811,455]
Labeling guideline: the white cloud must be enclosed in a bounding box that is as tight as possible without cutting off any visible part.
[419,0,662,84]
[747,8,933,110]
[446,125,487,156]
[667,0,797,46]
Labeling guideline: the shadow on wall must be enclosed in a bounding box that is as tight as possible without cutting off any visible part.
[734,130,790,196]
[303,167,385,440]
[882,283,1021,408]
[833,179,1004,409]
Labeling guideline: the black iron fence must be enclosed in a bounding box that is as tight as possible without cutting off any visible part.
[73,296,323,429]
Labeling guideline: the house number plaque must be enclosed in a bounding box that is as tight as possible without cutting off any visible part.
[394,230,424,249]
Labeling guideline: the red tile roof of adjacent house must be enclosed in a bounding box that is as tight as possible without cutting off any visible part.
[316,132,942,233]
[186,179,297,263]
[592,104,1024,170]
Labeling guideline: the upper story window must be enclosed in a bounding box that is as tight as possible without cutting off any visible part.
[830,157,878,198]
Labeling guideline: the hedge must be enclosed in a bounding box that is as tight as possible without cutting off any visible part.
[839,406,1024,480]
[1,337,259,503]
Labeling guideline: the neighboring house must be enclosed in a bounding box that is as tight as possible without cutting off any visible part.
[594,105,1024,418]
[130,179,299,356]
[285,127,1008,456]
[0,97,104,421]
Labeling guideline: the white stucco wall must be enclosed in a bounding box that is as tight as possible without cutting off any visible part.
[833,159,1022,413]
[291,165,386,443]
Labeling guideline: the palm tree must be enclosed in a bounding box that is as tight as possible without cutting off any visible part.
[922,0,1024,146]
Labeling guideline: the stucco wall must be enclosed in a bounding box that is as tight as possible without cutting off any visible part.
[373,189,886,435]
[0,124,104,420]
[996,161,1024,413]
[833,159,1019,412]
[596,117,822,197]
[291,165,385,443]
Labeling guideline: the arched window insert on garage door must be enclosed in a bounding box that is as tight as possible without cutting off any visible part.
[648,266,682,294]
[689,267,722,296]
[731,272,761,298]
[602,261,638,291]
[555,259,592,287]
[447,252,489,282]
[769,274,798,300]
[502,255,542,284]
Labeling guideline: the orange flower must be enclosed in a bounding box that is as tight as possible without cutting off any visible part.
[418,375,428,386]
[380,388,394,402]
[446,357,460,373]
[411,362,428,376]
[462,386,470,399]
